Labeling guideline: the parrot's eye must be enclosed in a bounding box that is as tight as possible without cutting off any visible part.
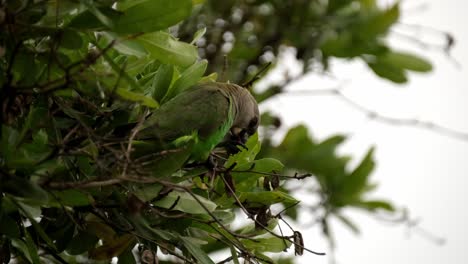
[249,117,259,128]
[246,117,259,135]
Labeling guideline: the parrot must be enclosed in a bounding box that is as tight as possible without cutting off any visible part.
[136,82,260,162]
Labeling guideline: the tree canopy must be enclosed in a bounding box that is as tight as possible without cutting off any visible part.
[0,1,434,263]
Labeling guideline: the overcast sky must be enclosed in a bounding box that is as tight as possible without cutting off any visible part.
[261,0,468,263]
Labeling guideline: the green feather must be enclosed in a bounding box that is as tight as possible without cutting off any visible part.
[138,82,236,160]
[190,98,234,160]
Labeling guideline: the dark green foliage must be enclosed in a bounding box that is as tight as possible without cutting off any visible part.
[178,0,432,84]
[0,0,430,263]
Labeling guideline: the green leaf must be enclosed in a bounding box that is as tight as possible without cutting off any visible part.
[226,133,261,168]
[355,200,395,212]
[12,51,37,85]
[153,191,217,214]
[116,88,159,108]
[191,27,207,45]
[81,0,115,28]
[359,4,399,37]
[150,64,174,102]
[250,158,284,173]
[284,204,299,221]
[368,60,408,83]
[23,228,41,264]
[232,158,284,192]
[0,215,20,238]
[211,210,236,225]
[68,7,118,30]
[32,129,48,146]
[238,219,279,236]
[199,72,218,83]
[60,30,83,50]
[41,1,78,25]
[131,140,193,177]
[134,184,163,202]
[144,227,177,241]
[86,222,116,242]
[112,0,192,34]
[81,140,99,159]
[339,147,375,197]
[115,0,147,10]
[89,234,135,260]
[101,32,147,57]
[16,202,57,251]
[11,238,33,263]
[1,175,48,203]
[242,236,292,253]
[278,125,312,150]
[239,191,298,207]
[16,202,41,219]
[125,56,153,77]
[69,0,192,34]
[138,60,163,87]
[16,106,48,149]
[9,137,52,169]
[379,51,433,72]
[50,221,75,252]
[162,60,208,102]
[320,32,355,58]
[1,125,19,151]
[100,50,142,91]
[254,252,276,264]
[50,190,93,207]
[66,231,100,255]
[230,246,241,264]
[118,248,137,264]
[137,31,198,67]
[360,0,377,9]
[180,236,215,264]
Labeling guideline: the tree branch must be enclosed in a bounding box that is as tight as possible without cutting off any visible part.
[282,87,468,141]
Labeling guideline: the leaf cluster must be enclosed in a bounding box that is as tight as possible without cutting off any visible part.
[178,0,432,85]
[0,1,315,263]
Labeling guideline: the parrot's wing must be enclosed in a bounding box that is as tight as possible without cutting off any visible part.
[138,85,233,143]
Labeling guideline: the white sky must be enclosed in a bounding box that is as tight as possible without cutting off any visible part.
[260,1,468,263]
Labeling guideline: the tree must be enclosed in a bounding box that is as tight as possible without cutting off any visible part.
[0,1,437,263]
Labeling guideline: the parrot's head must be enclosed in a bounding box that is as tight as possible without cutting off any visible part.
[227,84,260,144]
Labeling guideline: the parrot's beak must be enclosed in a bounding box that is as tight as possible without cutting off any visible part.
[217,128,248,154]
[230,127,249,144]
[231,127,243,138]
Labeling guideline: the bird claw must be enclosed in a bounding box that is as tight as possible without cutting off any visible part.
[218,139,248,154]
[206,154,218,170]
[236,142,248,150]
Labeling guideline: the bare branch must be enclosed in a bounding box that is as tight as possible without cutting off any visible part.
[282,87,468,141]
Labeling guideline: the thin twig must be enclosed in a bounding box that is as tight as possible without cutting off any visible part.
[233,169,312,180]
[282,87,468,141]
[220,174,326,256]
